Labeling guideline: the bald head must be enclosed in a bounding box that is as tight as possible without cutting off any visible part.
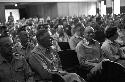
[84,26,94,33]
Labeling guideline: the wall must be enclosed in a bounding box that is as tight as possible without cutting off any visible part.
[120,0,125,13]
[22,2,96,18]
[24,3,58,18]
[0,3,5,23]
[57,2,96,16]
[106,0,125,14]
[106,0,112,14]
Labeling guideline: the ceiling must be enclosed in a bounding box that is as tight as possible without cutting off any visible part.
[4,2,49,6]
[0,0,98,2]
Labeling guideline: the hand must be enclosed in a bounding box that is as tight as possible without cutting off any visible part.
[90,62,102,74]
[58,71,68,76]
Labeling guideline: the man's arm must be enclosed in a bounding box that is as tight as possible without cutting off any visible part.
[29,54,53,80]
[76,44,98,67]
[101,45,120,61]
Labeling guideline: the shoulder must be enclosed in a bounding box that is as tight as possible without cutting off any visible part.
[69,36,75,40]
[101,40,110,49]
[76,40,83,46]
[76,40,85,50]
[101,42,111,52]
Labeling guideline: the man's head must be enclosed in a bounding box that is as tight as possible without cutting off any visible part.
[84,26,95,41]
[57,25,64,34]
[18,31,29,48]
[0,36,13,61]
[105,26,118,40]
[73,25,84,37]
[10,12,12,16]
[36,29,53,48]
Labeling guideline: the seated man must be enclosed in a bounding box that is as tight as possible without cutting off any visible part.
[0,34,32,82]
[28,29,85,82]
[101,25,125,67]
[76,26,102,72]
[17,31,34,59]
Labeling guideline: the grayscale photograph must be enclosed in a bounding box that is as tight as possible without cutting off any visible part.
[0,0,124,82]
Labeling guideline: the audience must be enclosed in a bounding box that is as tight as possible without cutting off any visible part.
[0,13,125,82]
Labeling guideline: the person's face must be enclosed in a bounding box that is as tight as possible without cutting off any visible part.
[76,28,84,37]
[0,37,13,59]
[84,28,95,40]
[10,12,12,16]
[57,28,64,34]
[39,32,53,48]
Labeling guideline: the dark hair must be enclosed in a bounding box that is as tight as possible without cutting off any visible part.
[0,25,9,37]
[105,26,117,39]
[36,29,48,43]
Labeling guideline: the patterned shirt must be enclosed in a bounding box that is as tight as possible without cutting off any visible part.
[76,38,101,67]
[29,45,59,81]
[29,45,86,82]
[101,39,123,61]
